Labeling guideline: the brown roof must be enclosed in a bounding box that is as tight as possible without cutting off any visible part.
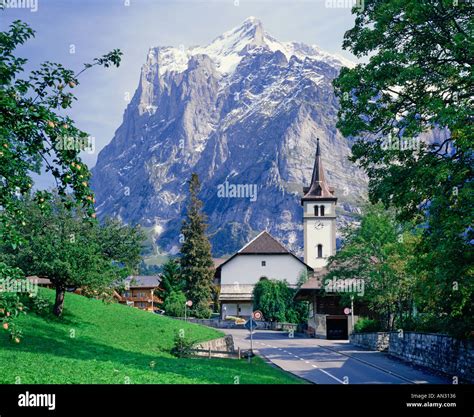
[213,258,229,268]
[215,231,313,273]
[294,268,329,300]
[301,138,337,202]
[125,275,161,288]
[239,231,289,254]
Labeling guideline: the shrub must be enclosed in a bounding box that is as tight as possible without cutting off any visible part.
[192,301,212,319]
[163,290,186,317]
[354,317,381,333]
[26,294,50,315]
[170,331,195,358]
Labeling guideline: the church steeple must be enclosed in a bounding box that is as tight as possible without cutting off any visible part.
[301,137,338,270]
[301,138,337,204]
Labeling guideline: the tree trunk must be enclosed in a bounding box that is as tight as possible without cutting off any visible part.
[53,286,66,317]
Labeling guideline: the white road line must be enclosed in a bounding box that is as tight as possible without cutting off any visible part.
[310,364,344,384]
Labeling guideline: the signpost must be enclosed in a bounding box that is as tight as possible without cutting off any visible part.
[245,316,258,361]
[350,295,355,333]
[184,300,193,322]
[252,310,263,321]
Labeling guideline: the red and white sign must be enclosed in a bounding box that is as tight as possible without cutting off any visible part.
[253,310,263,320]
[186,300,193,307]
[344,307,351,315]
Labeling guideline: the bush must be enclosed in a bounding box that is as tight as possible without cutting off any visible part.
[163,291,186,317]
[170,331,195,358]
[26,294,50,315]
[354,317,381,333]
[192,301,212,319]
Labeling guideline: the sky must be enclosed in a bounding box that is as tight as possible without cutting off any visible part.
[1,0,359,189]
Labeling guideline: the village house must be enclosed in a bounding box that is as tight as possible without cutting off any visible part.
[120,275,162,312]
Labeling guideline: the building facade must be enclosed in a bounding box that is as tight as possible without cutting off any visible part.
[216,231,312,319]
[120,276,162,312]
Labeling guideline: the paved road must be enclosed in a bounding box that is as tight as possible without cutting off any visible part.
[225,329,449,384]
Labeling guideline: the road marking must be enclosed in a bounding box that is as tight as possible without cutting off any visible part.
[318,368,344,384]
[310,364,344,384]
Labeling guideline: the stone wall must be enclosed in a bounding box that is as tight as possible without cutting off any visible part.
[350,332,390,351]
[351,332,474,383]
[192,335,236,358]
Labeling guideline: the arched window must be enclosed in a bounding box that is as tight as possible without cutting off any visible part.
[314,205,319,216]
[320,205,325,216]
[317,244,323,258]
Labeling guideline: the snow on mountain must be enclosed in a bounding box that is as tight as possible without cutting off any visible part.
[91,17,367,257]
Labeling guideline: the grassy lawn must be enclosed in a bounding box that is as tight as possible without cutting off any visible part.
[0,289,302,384]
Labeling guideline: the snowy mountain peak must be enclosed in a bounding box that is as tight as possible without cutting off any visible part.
[147,17,353,77]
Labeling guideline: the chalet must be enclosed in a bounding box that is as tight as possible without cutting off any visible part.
[120,275,162,312]
[215,231,313,319]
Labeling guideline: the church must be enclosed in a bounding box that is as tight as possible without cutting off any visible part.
[215,138,356,339]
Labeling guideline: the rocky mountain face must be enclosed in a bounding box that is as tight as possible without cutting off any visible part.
[91,17,368,257]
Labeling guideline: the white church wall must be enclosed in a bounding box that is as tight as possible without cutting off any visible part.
[220,254,307,286]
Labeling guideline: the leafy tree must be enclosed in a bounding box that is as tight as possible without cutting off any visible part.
[1,195,144,316]
[0,15,122,247]
[253,279,307,323]
[163,290,186,318]
[179,173,214,319]
[326,205,419,331]
[333,0,473,337]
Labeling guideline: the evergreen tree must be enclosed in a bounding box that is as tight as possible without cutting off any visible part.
[179,173,214,319]
[159,259,183,303]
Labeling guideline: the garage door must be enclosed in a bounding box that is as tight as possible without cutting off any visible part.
[326,316,348,340]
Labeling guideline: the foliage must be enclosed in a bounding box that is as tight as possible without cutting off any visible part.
[326,204,418,331]
[159,259,183,304]
[333,0,473,338]
[180,173,214,316]
[0,195,144,316]
[0,16,122,247]
[192,300,212,320]
[163,290,186,318]
[170,331,196,358]
[253,279,308,324]
[0,288,301,384]
[354,317,382,334]
[0,262,27,342]
[26,294,51,316]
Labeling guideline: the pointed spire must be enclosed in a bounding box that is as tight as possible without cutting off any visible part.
[301,138,337,203]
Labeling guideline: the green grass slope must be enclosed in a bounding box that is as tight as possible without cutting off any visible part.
[0,289,301,384]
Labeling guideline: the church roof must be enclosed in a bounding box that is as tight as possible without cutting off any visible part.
[215,231,313,272]
[301,138,337,203]
[239,231,289,254]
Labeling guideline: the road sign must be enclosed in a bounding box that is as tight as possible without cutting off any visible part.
[252,310,263,320]
[186,300,193,307]
[244,318,258,332]
[344,307,351,315]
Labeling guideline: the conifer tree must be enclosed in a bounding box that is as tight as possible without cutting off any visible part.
[180,173,214,318]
